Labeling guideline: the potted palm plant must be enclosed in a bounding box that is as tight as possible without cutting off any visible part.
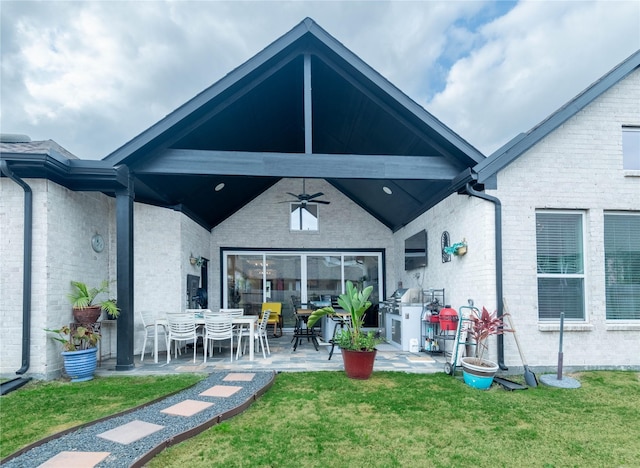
[306,280,383,379]
[68,280,119,323]
[460,306,512,389]
[45,325,101,382]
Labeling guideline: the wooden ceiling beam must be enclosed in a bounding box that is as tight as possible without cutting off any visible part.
[134,149,460,180]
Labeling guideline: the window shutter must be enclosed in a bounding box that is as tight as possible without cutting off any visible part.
[605,214,640,320]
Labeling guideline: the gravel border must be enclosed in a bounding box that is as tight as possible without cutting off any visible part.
[1,371,276,467]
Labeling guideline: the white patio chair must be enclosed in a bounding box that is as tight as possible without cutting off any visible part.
[138,310,169,362]
[203,313,234,363]
[167,313,198,363]
[237,309,271,360]
[220,308,245,344]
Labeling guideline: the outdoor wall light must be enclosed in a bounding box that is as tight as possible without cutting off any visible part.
[190,254,205,267]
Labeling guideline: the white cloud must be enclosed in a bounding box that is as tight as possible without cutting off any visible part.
[428,0,640,154]
[1,0,638,159]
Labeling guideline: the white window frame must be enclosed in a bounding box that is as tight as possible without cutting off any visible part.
[622,127,640,171]
[535,210,587,321]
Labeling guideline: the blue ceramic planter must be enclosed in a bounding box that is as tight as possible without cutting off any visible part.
[462,370,495,389]
[61,347,98,382]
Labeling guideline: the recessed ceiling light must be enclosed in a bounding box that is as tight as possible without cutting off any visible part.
[382,186,392,195]
[214,183,225,192]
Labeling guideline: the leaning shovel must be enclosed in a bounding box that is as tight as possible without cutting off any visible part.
[503,299,538,387]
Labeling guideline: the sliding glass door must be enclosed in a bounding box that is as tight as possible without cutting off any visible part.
[224,250,383,329]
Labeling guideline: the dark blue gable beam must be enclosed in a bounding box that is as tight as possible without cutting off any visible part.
[133,149,460,180]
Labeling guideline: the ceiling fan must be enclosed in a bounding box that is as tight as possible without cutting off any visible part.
[284,179,330,206]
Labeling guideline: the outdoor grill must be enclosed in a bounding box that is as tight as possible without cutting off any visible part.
[380,288,420,315]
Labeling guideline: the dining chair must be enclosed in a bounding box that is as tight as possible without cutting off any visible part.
[167,313,198,363]
[237,309,271,359]
[184,308,209,343]
[138,310,169,362]
[203,312,234,363]
[261,302,283,337]
[220,308,244,342]
[328,314,351,360]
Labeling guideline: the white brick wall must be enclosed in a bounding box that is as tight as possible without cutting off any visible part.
[209,178,395,307]
[1,179,113,378]
[387,68,640,370]
[491,68,640,369]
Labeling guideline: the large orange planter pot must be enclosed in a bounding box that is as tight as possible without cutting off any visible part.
[341,349,377,380]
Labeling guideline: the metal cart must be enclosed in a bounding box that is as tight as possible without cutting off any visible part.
[421,288,444,353]
[444,305,478,376]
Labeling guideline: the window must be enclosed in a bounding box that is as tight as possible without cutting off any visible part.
[605,213,640,320]
[536,212,585,320]
[623,127,640,170]
[223,250,383,328]
[290,203,318,231]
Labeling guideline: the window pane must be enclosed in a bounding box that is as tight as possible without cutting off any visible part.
[266,255,301,328]
[226,254,263,313]
[344,255,381,328]
[538,278,585,320]
[290,203,318,231]
[307,255,342,304]
[605,213,640,319]
[536,212,585,320]
[536,213,583,274]
[623,128,640,170]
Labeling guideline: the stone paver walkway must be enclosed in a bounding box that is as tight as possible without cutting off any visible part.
[2,372,276,468]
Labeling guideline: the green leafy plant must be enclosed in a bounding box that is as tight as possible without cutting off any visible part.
[68,280,119,318]
[45,325,100,351]
[468,306,512,361]
[307,280,383,351]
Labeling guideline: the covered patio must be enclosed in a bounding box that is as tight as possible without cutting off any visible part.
[1,18,484,380]
[96,334,446,377]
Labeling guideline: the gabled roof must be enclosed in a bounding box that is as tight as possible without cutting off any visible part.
[475,49,640,183]
[101,17,484,231]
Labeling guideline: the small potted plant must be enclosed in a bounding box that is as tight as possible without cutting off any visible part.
[68,280,119,323]
[45,325,101,382]
[460,306,512,389]
[307,280,383,379]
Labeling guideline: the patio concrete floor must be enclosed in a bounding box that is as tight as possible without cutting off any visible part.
[96,333,448,377]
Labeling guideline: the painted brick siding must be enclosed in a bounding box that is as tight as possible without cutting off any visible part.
[209,178,395,308]
[131,204,210,355]
[493,67,640,369]
[394,192,500,361]
[1,179,113,378]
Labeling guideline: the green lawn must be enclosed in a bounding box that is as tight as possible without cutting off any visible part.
[2,371,639,467]
[0,374,203,458]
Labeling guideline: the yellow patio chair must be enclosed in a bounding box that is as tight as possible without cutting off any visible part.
[261,302,282,337]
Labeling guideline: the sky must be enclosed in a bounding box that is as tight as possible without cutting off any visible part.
[1,0,639,160]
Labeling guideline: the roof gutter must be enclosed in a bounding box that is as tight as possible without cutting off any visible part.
[464,181,507,371]
[0,160,34,379]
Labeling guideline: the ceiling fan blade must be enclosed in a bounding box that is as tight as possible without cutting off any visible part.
[286,192,300,199]
[314,200,331,205]
[307,192,324,199]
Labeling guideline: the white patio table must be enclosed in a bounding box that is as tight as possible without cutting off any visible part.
[154,312,258,363]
